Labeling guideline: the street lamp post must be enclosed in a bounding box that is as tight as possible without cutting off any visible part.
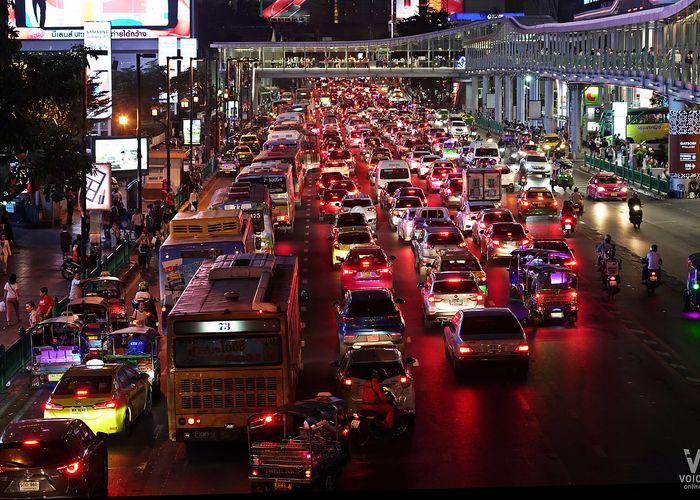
[136,52,156,216]
[166,53,182,193]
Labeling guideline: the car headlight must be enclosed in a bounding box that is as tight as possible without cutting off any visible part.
[544,145,551,150]
[510,153,518,159]
[597,186,605,192]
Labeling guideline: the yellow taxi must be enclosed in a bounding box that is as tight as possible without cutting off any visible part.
[540,134,565,153]
[331,226,375,269]
[43,360,151,435]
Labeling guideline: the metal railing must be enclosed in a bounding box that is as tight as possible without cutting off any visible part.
[584,154,669,197]
[0,327,31,392]
[476,116,504,135]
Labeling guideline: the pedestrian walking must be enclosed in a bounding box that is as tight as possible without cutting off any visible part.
[25,301,39,328]
[0,233,10,274]
[37,287,54,321]
[59,225,71,258]
[3,274,20,328]
[150,230,163,267]
[1,211,13,244]
[131,210,144,238]
[137,233,150,275]
[68,271,82,301]
[189,188,199,211]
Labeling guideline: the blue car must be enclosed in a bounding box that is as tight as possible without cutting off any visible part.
[334,289,405,356]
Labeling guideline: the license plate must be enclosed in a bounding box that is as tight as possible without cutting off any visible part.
[19,482,39,492]
[531,203,540,208]
[274,481,293,491]
[48,373,62,382]
[367,334,379,342]
[449,299,463,306]
[564,224,571,230]
[71,407,87,413]
[487,345,500,353]
[361,271,373,278]
[351,419,361,429]
[551,312,564,318]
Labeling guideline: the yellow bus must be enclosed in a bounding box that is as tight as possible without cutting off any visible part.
[167,253,302,445]
[600,107,669,144]
[237,164,296,233]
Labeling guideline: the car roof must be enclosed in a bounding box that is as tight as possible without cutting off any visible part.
[481,208,511,215]
[490,222,523,230]
[62,363,123,377]
[347,289,392,301]
[0,419,73,443]
[525,187,552,193]
[460,307,517,319]
[346,347,401,363]
[433,271,477,282]
[343,193,371,200]
[424,225,460,234]
[347,245,383,253]
[337,226,371,235]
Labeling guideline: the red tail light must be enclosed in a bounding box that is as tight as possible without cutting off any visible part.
[378,268,390,274]
[342,377,352,387]
[44,401,63,411]
[521,201,529,207]
[428,295,443,303]
[479,222,486,229]
[342,316,356,323]
[445,189,452,194]
[476,294,484,301]
[23,440,39,446]
[565,260,577,266]
[492,240,500,246]
[75,389,89,397]
[161,305,167,313]
[516,344,529,353]
[58,461,81,475]
[342,269,354,275]
[521,239,529,245]
[388,332,402,339]
[563,218,572,224]
[458,346,473,354]
[92,399,118,410]
[320,200,326,206]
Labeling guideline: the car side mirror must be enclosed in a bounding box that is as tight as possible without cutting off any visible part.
[405,357,416,365]
[330,360,340,368]
[395,298,405,305]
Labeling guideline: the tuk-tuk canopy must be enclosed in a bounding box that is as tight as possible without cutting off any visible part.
[109,326,158,342]
[249,395,347,428]
[689,253,700,269]
[69,296,110,309]
[81,277,123,298]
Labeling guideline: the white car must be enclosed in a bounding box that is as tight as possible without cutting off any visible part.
[407,150,433,173]
[523,154,552,176]
[454,201,499,234]
[496,164,516,192]
[321,160,350,178]
[448,120,468,137]
[389,196,424,230]
[417,155,441,178]
[218,152,238,175]
[419,271,485,325]
[340,194,377,230]
[396,208,419,243]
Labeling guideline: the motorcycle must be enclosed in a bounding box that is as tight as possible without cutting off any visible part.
[560,214,576,237]
[573,202,584,218]
[643,267,661,296]
[629,204,643,229]
[131,297,159,328]
[518,174,528,190]
[601,257,621,300]
[61,257,81,280]
[350,386,409,448]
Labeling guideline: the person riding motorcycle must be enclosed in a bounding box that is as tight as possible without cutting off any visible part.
[518,158,528,178]
[132,301,149,326]
[559,200,577,230]
[134,281,151,301]
[569,187,584,215]
[360,368,394,430]
[642,244,663,283]
[627,191,641,211]
[596,234,616,266]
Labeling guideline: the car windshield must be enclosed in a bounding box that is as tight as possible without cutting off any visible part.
[54,375,113,395]
[447,179,462,190]
[427,232,463,245]
[323,190,347,201]
[395,197,420,208]
[0,442,77,469]
[347,299,398,317]
[380,168,409,180]
[442,258,481,271]
[483,212,514,223]
[526,191,554,199]
[597,176,619,184]
[531,241,570,253]
[451,121,466,127]
[337,215,367,226]
[491,225,526,238]
[347,361,404,379]
[337,232,372,245]
[343,198,372,208]
[433,280,479,294]
[346,251,386,265]
[411,151,430,158]
[475,148,498,156]
[417,209,446,219]
[432,167,453,176]
[459,315,522,337]
[321,173,344,183]
[329,150,352,160]
[526,155,545,162]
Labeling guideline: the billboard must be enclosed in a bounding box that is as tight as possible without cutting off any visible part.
[8,0,191,40]
[669,110,700,175]
[84,163,112,211]
[584,86,601,106]
[84,21,112,119]
[261,0,311,22]
[183,119,201,146]
[94,137,149,173]
[396,0,419,20]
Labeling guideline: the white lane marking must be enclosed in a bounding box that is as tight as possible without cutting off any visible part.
[304,240,309,244]
[302,279,308,284]
[305,232,310,236]
[10,390,44,423]
[685,377,700,384]
[655,351,672,357]
[303,248,309,253]
[301,322,307,329]
[300,306,307,312]
[303,257,309,261]
[669,363,687,370]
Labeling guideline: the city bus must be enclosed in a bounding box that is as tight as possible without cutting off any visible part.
[250,148,304,206]
[237,164,296,232]
[158,210,254,317]
[600,107,669,143]
[166,252,302,444]
[300,130,321,172]
[208,182,275,253]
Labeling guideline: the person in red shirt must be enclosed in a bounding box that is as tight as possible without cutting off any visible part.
[360,369,394,430]
[37,287,54,321]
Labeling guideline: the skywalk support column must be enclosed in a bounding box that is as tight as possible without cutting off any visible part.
[471,77,479,113]
[544,78,555,132]
[568,84,583,159]
[504,75,513,122]
[516,74,525,124]
[481,75,488,115]
[464,81,473,113]
[494,75,503,123]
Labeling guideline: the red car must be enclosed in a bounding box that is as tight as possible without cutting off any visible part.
[319,188,349,221]
[317,171,347,194]
[586,173,628,200]
[329,179,360,195]
[340,245,396,293]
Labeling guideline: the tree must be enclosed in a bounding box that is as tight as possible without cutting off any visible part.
[396,7,451,37]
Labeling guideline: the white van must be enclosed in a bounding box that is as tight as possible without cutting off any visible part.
[465,140,501,165]
[274,112,304,126]
[373,160,411,202]
[267,130,302,143]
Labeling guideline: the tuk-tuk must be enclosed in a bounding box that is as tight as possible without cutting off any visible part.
[550,159,575,192]
[509,249,577,293]
[684,253,700,311]
[247,393,351,493]
[80,276,128,330]
[67,297,112,359]
[27,315,86,387]
[520,263,578,326]
[501,127,517,145]
[104,326,161,392]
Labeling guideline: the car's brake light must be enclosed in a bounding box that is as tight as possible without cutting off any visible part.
[92,399,118,410]
[563,218,572,223]
[428,295,443,303]
[521,239,529,245]
[492,240,500,246]
[342,377,352,387]
[342,269,355,275]
[58,461,81,475]
[458,346,473,354]
[521,201,529,207]
[378,268,390,274]
[516,344,529,353]
[23,440,39,446]
[75,389,89,397]
[476,294,484,301]
[447,278,462,283]
[44,401,63,411]
[342,317,357,323]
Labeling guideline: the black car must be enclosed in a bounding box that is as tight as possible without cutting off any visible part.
[0,419,108,498]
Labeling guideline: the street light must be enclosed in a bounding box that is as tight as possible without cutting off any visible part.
[118,114,129,126]
[151,106,159,117]
[136,52,156,216]
[166,53,183,193]
[180,97,189,109]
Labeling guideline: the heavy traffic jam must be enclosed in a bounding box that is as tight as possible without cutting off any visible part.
[4,78,700,495]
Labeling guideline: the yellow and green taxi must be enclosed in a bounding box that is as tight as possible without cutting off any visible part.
[43,360,151,435]
[238,134,261,154]
[540,134,565,153]
[233,145,255,167]
[429,249,488,295]
[331,226,375,269]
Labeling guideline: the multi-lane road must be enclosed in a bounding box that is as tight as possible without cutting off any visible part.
[3,137,700,493]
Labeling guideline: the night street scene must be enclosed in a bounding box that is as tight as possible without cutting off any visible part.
[3,0,700,496]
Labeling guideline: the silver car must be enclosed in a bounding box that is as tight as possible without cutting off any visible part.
[389,196,424,230]
[331,347,416,415]
[396,208,419,243]
[419,271,485,325]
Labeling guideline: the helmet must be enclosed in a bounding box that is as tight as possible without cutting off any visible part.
[651,244,658,252]
[604,234,611,243]
[573,186,579,192]
[138,281,149,292]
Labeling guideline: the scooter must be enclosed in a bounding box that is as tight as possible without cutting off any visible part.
[61,257,81,280]
[601,258,621,300]
[350,386,410,448]
[629,204,643,229]
[573,202,584,218]
[643,268,661,296]
[560,214,576,237]
[518,174,528,190]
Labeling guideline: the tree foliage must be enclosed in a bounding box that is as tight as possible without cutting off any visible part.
[396,8,451,37]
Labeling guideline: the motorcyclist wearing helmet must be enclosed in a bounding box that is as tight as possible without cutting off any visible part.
[518,158,528,178]
[596,234,616,263]
[360,368,394,430]
[569,187,584,212]
[134,281,151,302]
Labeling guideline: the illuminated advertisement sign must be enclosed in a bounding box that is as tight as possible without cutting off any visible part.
[669,110,700,175]
[94,137,149,173]
[84,163,112,211]
[84,21,111,119]
[396,0,419,20]
[261,0,310,22]
[584,86,601,106]
[183,119,201,146]
[8,0,191,40]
